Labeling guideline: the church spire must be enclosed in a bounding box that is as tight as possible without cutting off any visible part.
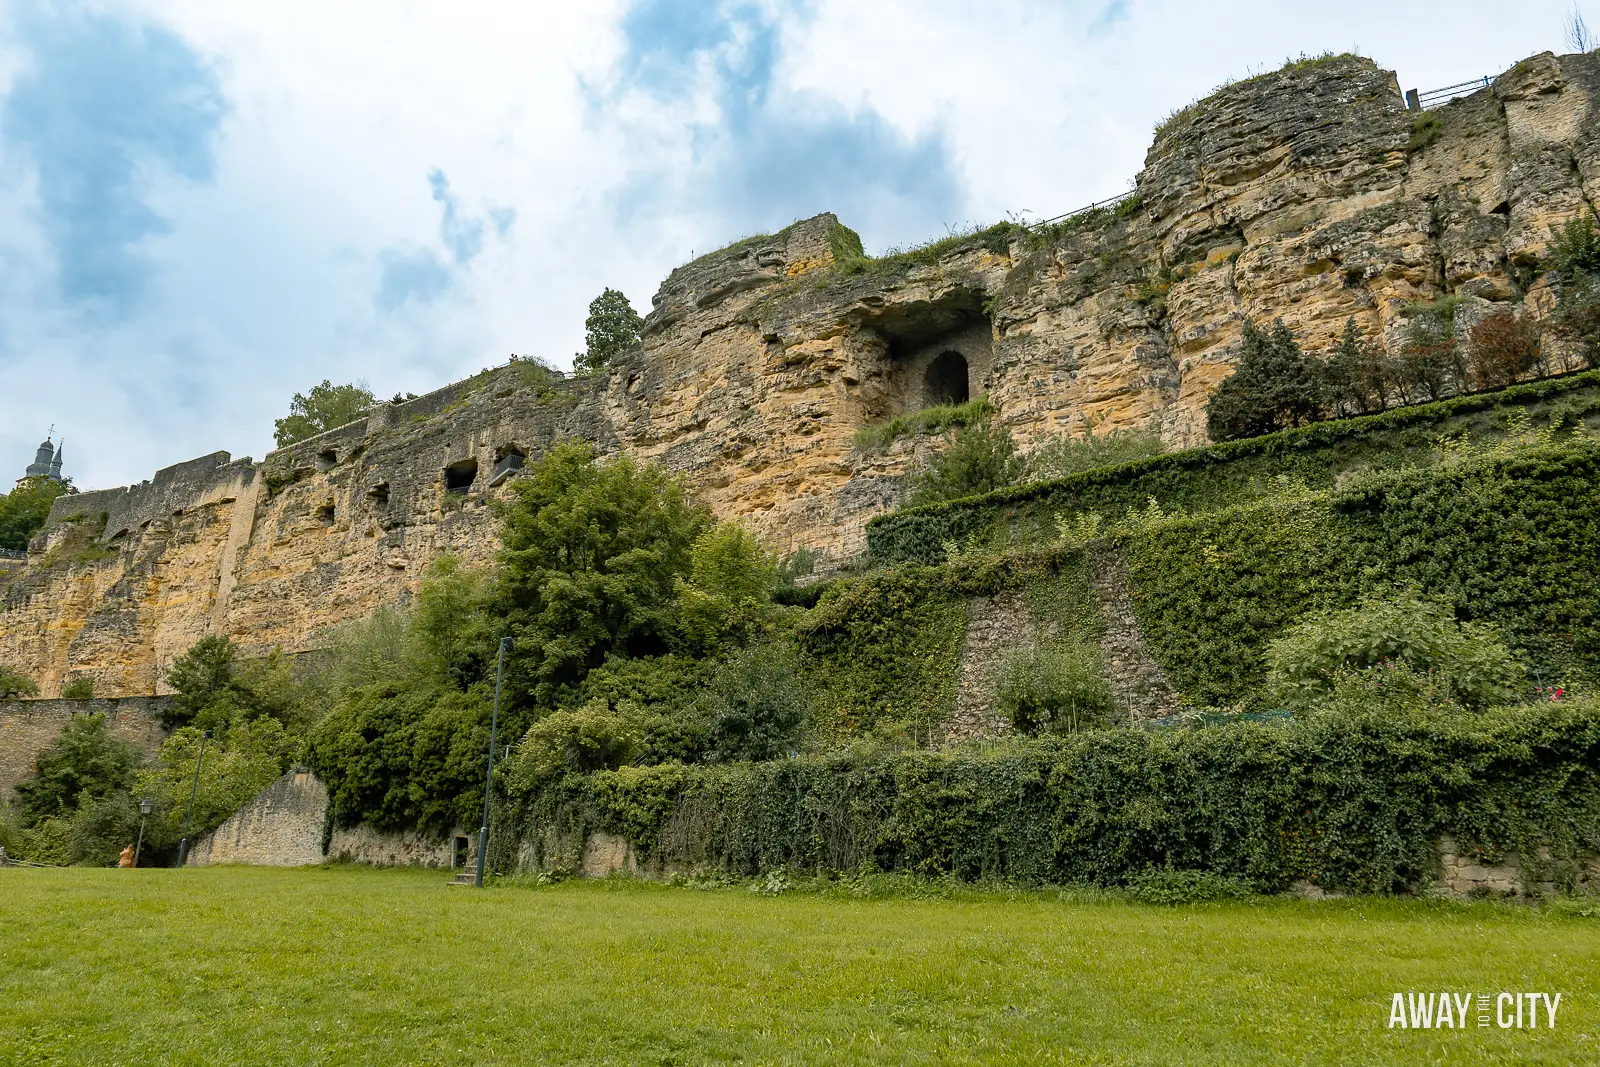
[48,441,64,481]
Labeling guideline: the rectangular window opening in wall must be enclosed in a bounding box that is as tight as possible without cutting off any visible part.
[316,449,337,472]
[452,835,470,869]
[367,482,390,506]
[444,458,478,494]
[316,502,335,524]
[490,446,526,487]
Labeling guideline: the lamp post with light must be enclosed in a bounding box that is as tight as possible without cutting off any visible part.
[175,729,211,868]
[474,637,513,888]
[133,797,152,867]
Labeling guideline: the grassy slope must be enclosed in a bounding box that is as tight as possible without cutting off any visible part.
[1,867,1595,1066]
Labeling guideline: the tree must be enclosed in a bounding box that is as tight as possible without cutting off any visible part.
[1546,209,1600,370]
[136,717,296,849]
[0,476,72,552]
[906,415,1028,506]
[495,442,712,703]
[0,664,39,699]
[1205,319,1323,442]
[15,713,138,824]
[1466,310,1542,390]
[573,289,643,375]
[1319,318,1392,416]
[273,380,376,447]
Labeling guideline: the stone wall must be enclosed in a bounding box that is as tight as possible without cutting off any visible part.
[186,766,327,867]
[8,50,1600,696]
[0,697,171,798]
[185,766,461,869]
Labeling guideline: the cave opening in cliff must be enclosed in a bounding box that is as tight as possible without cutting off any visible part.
[925,351,970,406]
[444,458,478,494]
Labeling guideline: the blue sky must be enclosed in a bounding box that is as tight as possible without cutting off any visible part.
[0,0,1588,489]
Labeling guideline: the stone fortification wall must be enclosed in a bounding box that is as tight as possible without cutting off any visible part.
[186,767,460,868]
[0,697,171,798]
[186,766,327,867]
[5,50,1600,696]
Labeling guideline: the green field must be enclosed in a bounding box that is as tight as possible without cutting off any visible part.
[1,867,1595,1066]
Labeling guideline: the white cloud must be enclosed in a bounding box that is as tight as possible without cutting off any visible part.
[0,0,1587,491]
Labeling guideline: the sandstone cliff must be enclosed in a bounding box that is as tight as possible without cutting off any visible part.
[5,50,1597,697]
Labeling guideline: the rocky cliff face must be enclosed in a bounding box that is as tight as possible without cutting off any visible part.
[5,50,1598,696]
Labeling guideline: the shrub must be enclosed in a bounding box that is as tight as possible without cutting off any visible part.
[854,398,995,452]
[676,524,780,655]
[905,415,1028,506]
[1549,275,1600,371]
[510,703,642,788]
[1025,427,1165,481]
[1126,868,1257,904]
[695,643,814,762]
[1395,299,1463,402]
[1264,591,1528,712]
[137,717,298,849]
[1319,318,1394,416]
[59,677,95,699]
[995,644,1116,734]
[505,699,1600,894]
[0,664,39,699]
[273,380,375,447]
[1205,319,1323,441]
[495,442,712,704]
[1546,209,1600,282]
[15,713,138,825]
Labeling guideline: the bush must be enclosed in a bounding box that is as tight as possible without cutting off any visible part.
[1025,427,1165,481]
[676,524,779,655]
[15,713,138,825]
[905,415,1028,506]
[138,717,297,849]
[1126,868,1257,905]
[510,703,642,788]
[495,442,712,704]
[854,398,995,452]
[1467,311,1542,390]
[995,644,1116,734]
[1265,591,1527,712]
[60,677,95,700]
[0,475,72,552]
[695,644,813,762]
[0,664,39,699]
[1205,319,1322,441]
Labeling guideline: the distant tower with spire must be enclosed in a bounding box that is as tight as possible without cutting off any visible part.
[19,430,68,487]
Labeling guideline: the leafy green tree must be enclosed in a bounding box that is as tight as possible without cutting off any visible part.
[495,442,711,703]
[695,643,813,762]
[1265,591,1526,712]
[573,288,643,375]
[60,677,95,699]
[15,713,138,825]
[1546,210,1600,371]
[273,380,376,447]
[0,664,39,698]
[906,415,1028,506]
[1205,319,1324,441]
[1546,208,1600,282]
[162,636,243,728]
[0,476,72,552]
[1319,318,1392,416]
[676,524,779,654]
[136,717,297,848]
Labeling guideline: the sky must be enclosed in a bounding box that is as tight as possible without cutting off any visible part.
[0,0,1590,490]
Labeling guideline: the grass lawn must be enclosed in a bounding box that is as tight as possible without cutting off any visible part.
[1,866,1596,1065]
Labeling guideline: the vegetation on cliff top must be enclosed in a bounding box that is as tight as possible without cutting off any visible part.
[0,474,72,552]
[572,288,643,375]
[273,380,376,447]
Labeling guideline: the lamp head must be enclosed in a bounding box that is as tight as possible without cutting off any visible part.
[139,797,152,816]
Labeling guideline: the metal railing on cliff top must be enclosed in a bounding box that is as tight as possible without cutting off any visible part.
[1031,66,1502,231]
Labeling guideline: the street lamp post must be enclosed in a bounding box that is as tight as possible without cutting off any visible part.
[175,729,211,868]
[133,797,152,867]
[475,637,513,888]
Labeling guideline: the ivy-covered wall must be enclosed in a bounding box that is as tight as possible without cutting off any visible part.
[866,372,1600,568]
[499,701,1600,894]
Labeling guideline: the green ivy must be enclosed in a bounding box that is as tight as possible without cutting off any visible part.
[867,371,1600,567]
[502,700,1600,894]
